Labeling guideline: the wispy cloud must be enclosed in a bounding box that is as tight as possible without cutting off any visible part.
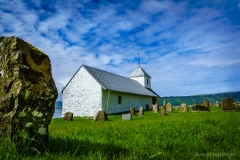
[0,0,240,98]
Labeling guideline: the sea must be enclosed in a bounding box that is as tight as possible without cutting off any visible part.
[53,101,62,118]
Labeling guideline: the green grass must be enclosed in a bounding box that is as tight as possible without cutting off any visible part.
[1,107,240,160]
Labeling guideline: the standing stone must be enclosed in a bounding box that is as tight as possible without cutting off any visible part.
[192,104,209,111]
[221,97,235,111]
[166,103,172,113]
[139,107,144,116]
[203,100,209,108]
[152,104,158,113]
[0,36,58,146]
[209,102,213,107]
[130,107,136,116]
[64,112,73,121]
[94,111,108,121]
[179,103,187,112]
[161,105,167,116]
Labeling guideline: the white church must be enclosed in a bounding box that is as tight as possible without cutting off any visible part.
[61,64,159,117]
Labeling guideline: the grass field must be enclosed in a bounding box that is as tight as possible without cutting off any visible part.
[1,107,240,160]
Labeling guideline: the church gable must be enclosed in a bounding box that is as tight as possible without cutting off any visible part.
[62,66,102,117]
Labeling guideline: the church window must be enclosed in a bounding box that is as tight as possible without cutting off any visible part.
[147,79,149,84]
[118,96,122,104]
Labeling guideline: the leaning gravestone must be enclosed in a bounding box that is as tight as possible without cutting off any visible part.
[0,36,58,146]
[139,107,144,116]
[180,103,187,112]
[221,97,235,111]
[152,104,158,113]
[64,112,73,121]
[160,105,167,116]
[166,103,172,113]
[94,111,108,121]
[130,107,136,116]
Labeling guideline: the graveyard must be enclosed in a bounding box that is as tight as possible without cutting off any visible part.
[1,106,240,160]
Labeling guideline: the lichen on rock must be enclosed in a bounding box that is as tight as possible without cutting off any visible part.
[0,36,58,147]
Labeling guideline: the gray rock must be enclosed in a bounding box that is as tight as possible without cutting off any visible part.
[64,112,73,121]
[94,111,108,121]
[0,36,57,146]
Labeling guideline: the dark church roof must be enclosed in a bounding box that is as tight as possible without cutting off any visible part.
[62,65,158,97]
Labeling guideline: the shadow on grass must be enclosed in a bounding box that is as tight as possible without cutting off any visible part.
[47,136,128,158]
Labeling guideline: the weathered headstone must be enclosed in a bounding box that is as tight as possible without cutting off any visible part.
[130,107,136,116]
[203,100,209,108]
[122,113,131,120]
[192,104,209,111]
[161,105,167,116]
[221,97,235,110]
[152,104,158,113]
[94,111,108,121]
[139,107,144,116]
[0,36,58,146]
[64,112,73,121]
[179,103,187,112]
[209,102,213,107]
[166,103,172,113]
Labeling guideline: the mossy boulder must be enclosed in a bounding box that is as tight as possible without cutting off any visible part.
[0,36,58,146]
[221,97,235,110]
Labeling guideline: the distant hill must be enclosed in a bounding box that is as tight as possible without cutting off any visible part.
[159,91,240,106]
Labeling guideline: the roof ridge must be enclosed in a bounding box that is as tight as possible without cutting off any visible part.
[83,64,130,79]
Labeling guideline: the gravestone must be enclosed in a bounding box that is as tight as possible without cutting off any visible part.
[139,107,144,116]
[192,104,209,111]
[130,107,136,116]
[161,105,167,116]
[122,113,131,120]
[203,100,209,108]
[209,102,213,107]
[179,103,187,112]
[221,97,235,110]
[166,103,172,113]
[64,112,73,121]
[94,111,108,121]
[152,104,158,113]
[0,36,58,146]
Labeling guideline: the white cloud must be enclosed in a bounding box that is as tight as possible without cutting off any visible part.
[0,0,240,98]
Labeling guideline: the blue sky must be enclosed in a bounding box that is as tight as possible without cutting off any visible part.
[1,0,240,100]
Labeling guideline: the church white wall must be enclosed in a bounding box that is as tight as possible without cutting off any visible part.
[130,76,151,89]
[62,67,102,117]
[102,89,153,114]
